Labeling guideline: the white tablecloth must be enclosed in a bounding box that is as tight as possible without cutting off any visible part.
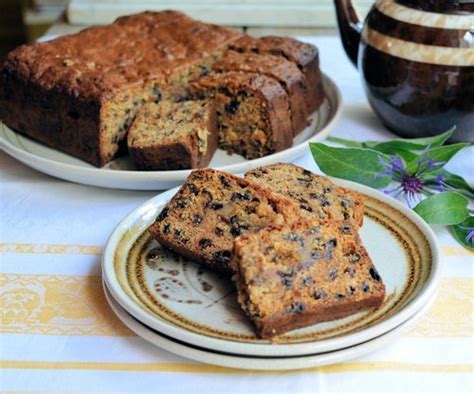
[1,36,473,393]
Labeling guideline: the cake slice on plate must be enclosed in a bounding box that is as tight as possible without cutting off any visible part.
[149,169,300,274]
[245,163,365,227]
[231,220,385,338]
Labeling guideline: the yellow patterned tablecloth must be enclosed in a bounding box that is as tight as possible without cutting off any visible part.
[1,36,473,393]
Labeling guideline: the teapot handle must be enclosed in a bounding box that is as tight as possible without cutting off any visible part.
[334,0,363,68]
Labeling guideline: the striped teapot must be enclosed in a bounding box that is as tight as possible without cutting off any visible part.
[334,0,474,142]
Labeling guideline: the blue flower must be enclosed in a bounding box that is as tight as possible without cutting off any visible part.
[458,225,474,246]
[378,146,447,207]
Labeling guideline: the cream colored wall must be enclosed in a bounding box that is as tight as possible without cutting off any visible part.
[22,0,376,44]
[66,0,374,28]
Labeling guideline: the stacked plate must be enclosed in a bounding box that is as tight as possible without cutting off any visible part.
[102,181,441,371]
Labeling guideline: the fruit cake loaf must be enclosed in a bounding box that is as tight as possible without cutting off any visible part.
[149,169,300,274]
[127,100,218,170]
[229,35,325,113]
[245,163,365,227]
[212,50,310,135]
[190,71,293,159]
[0,11,240,167]
[230,220,385,338]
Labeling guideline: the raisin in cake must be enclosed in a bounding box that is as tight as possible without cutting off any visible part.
[231,220,385,338]
[190,71,293,159]
[149,169,300,273]
[212,50,309,135]
[127,100,218,170]
[245,163,365,227]
[0,11,240,166]
[229,35,325,113]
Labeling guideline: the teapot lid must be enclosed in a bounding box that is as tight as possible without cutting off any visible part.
[399,0,474,14]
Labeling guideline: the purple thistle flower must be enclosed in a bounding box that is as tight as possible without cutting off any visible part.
[458,225,474,245]
[377,145,447,207]
[424,173,448,192]
[467,230,474,245]
[415,146,445,175]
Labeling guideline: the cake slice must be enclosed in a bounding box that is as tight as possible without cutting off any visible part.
[212,50,310,135]
[149,169,300,273]
[127,100,218,170]
[190,71,293,159]
[245,163,365,227]
[229,35,325,113]
[231,220,385,338]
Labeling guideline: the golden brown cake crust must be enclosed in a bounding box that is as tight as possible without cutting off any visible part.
[254,295,383,338]
[231,220,385,338]
[149,169,300,274]
[230,35,318,69]
[2,11,239,100]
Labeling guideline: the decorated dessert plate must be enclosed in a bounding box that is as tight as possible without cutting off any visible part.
[101,178,441,357]
[103,279,434,371]
[0,74,341,191]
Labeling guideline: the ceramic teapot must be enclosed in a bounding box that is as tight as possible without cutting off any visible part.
[334,0,474,142]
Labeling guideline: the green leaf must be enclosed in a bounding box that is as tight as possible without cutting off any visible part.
[413,191,470,225]
[327,128,454,151]
[309,143,391,188]
[370,146,418,163]
[451,217,474,251]
[369,128,455,151]
[327,137,418,163]
[406,143,469,174]
[326,136,365,148]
